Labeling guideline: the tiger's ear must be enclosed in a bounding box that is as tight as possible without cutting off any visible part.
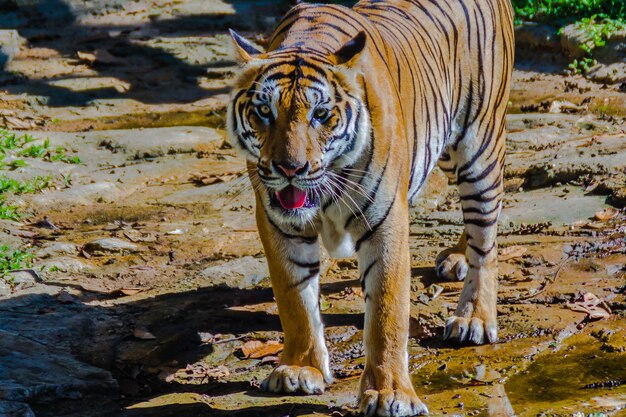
[229,29,264,62]
[333,31,367,67]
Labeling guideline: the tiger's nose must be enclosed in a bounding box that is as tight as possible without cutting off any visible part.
[272,160,310,178]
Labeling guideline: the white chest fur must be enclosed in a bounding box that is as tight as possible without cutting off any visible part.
[319,210,355,259]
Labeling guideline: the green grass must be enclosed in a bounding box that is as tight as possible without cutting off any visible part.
[0,175,51,220]
[18,138,50,158]
[0,129,80,220]
[0,175,50,194]
[511,0,626,23]
[511,0,625,74]
[0,200,20,221]
[565,15,625,73]
[50,147,81,164]
[0,245,32,284]
[0,129,81,168]
[0,130,35,151]
[0,246,32,273]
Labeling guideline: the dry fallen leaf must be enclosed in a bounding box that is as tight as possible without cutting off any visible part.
[240,340,283,359]
[329,286,363,301]
[77,51,96,63]
[595,208,619,221]
[426,284,444,300]
[174,363,229,383]
[123,230,157,243]
[571,220,589,228]
[77,49,123,65]
[189,173,237,186]
[3,115,34,129]
[133,327,157,340]
[119,288,142,296]
[498,245,527,261]
[584,221,606,229]
[565,292,611,320]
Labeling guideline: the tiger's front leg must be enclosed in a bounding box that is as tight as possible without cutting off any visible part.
[255,205,332,394]
[357,197,428,417]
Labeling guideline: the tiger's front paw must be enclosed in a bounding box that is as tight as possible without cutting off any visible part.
[444,315,498,345]
[359,388,428,416]
[359,366,428,416]
[260,365,325,395]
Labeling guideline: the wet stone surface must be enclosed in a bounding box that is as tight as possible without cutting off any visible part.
[0,1,625,416]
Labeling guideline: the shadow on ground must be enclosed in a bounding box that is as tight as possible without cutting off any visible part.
[1,276,366,416]
[0,0,297,107]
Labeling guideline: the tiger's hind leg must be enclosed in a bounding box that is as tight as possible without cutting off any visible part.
[435,151,469,281]
[442,129,505,345]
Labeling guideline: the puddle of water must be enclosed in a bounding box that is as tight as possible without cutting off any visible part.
[505,338,626,413]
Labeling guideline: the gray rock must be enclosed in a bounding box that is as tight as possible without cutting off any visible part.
[560,23,594,58]
[35,242,79,259]
[83,238,140,255]
[6,270,39,291]
[201,256,269,289]
[0,280,11,297]
[515,22,560,51]
[0,401,35,417]
[0,331,117,403]
[0,29,26,68]
[594,29,626,60]
[0,270,40,297]
[586,29,626,84]
[586,61,626,84]
[559,25,626,77]
[41,256,91,274]
[92,126,224,160]
[29,182,122,206]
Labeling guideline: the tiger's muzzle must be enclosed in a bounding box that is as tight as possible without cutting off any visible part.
[257,159,324,211]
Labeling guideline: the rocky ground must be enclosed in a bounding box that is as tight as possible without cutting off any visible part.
[0,1,625,417]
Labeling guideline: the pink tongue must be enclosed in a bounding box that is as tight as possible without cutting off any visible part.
[276,185,307,209]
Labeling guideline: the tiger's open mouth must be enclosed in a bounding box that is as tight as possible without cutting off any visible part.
[271,185,319,210]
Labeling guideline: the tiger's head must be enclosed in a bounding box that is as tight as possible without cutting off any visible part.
[227,30,370,225]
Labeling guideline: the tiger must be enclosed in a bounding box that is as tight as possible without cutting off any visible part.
[226,0,513,415]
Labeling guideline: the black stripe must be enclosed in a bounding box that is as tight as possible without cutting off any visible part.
[263,206,318,244]
[462,204,500,216]
[288,269,319,288]
[345,156,389,229]
[360,259,378,283]
[467,243,495,257]
[290,259,321,269]
[464,217,498,227]
[355,193,397,252]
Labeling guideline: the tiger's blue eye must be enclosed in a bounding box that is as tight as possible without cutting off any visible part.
[256,104,272,119]
[313,107,329,121]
